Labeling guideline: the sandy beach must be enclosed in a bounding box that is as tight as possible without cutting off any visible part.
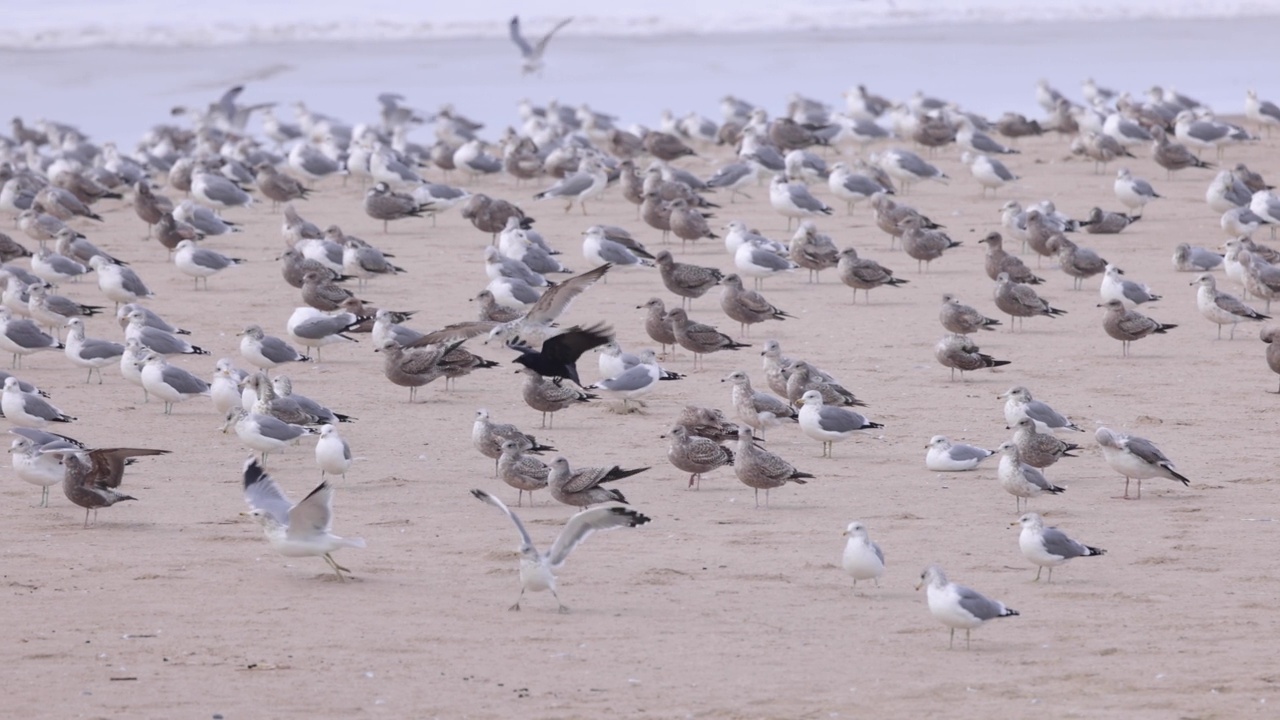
[3,112,1280,719]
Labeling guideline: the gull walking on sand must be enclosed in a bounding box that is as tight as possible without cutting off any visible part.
[719,274,791,336]
[654,250,722,308]
[842,522,885,588]
[1100,265,1160,308]
[1098,299,1177,356]
[1014,513,1105,583]
[471,488,648,613]
[9,435,67,508]
[916,565,1018,650]
[63,318,123,384]
[925,436,994,472]
[1095,427,1191,500]
[241,458,364,581]
[961,152,1017,196]
[733,425,813,507]
[666,308,748,370]
[224,407,317,465]
[875,149,948,193]
[796,390,881,457]
[0,309,63,368]
[472,408,554,474]
[1192,273,1269,339]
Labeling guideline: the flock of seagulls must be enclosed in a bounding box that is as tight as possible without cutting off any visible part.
[3,61,1277,649]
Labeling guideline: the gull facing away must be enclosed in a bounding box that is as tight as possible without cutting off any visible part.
[842,522,884,588]
[940,294,1000,334]
[43,444,170,527]
[241,458,365,581]
[471,488,650,613]
[925,436,994,472]
[796,390,881,458]
[509,16,573,76]
[1014,513,1105,583]
[934,333,1010,381]
[1192,273,1269,339]
[1095,427,1191,500]
[916,565,1018,649]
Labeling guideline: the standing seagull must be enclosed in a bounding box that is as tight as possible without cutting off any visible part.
[841,522,885,588]
[916,565,1018,650]
[1095,427,1191,500]
[470,488,649,612]
[47,445,170,528]
[241,458,365,581]
[1192,273,1269,339]
[509,16,573,76]
[1014,513,1105,583]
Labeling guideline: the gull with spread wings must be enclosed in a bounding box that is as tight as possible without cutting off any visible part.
[471,488,649,612]
[509,15,573,76]
[241,458,365,581]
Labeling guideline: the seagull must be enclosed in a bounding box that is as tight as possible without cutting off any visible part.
[509,16,573,76]
[8,434,67,507]
[241,458,365,581]
[796,390,881,458]
[925,435,994,472]
[1192,273,1270,339]
[471,488,649,612]
[1014,513,1105,582]
[841,521,885,588]
[43,445,170,527]
[1095,427,1191,500]
[138,352,210,415]
[1,376,74,427]
[998,386,1082,434]
[916,565,1019,649]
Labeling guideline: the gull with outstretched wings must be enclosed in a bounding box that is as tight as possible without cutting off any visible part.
[509,16,573,76]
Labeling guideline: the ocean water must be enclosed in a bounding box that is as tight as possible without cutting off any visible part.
[6,0,1279,47]
[4,3,1280,145]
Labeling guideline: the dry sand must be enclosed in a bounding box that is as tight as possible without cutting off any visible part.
[5,130,1280,718]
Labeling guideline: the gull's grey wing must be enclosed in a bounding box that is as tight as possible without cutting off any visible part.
[595,238,642,265]
[817,405,870,433]
[955,585,1008,620]
[1023,399,1069,428]
[947,444,993,462]
[597,365,653,392]
[260,336,305,362]
[747,247,795,271]
[501,279,542,305]
[243,459,293,525]
[472,488,535,553]
[542,172,594,198]
[287,482,335,538]
[524,264,610,324]
[1040,527,1089,559]
[752,391,793,417]
[18,394,65,421]
[138,327,191,354]
[257,415,311,442]
[1214,291,1260,317]
[787,185,829,212]
[870,540,885,565]
[534,18,573,56]
[6,321,57,349]
[989,158,1016,181]
[896,152,937,177]
[508,17,535,57]
[118,267,152,296]
[1022,463,1052,491]
[547,505,647,569]
[1121,435,1172,465]
[191,248,234,271]
[160,365,210,394]
[292,316,355,340]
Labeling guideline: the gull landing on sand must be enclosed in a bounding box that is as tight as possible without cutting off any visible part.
[471,488,650,612]
[241,458,365,581]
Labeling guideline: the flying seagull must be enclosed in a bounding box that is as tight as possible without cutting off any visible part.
[509,16,573,76]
